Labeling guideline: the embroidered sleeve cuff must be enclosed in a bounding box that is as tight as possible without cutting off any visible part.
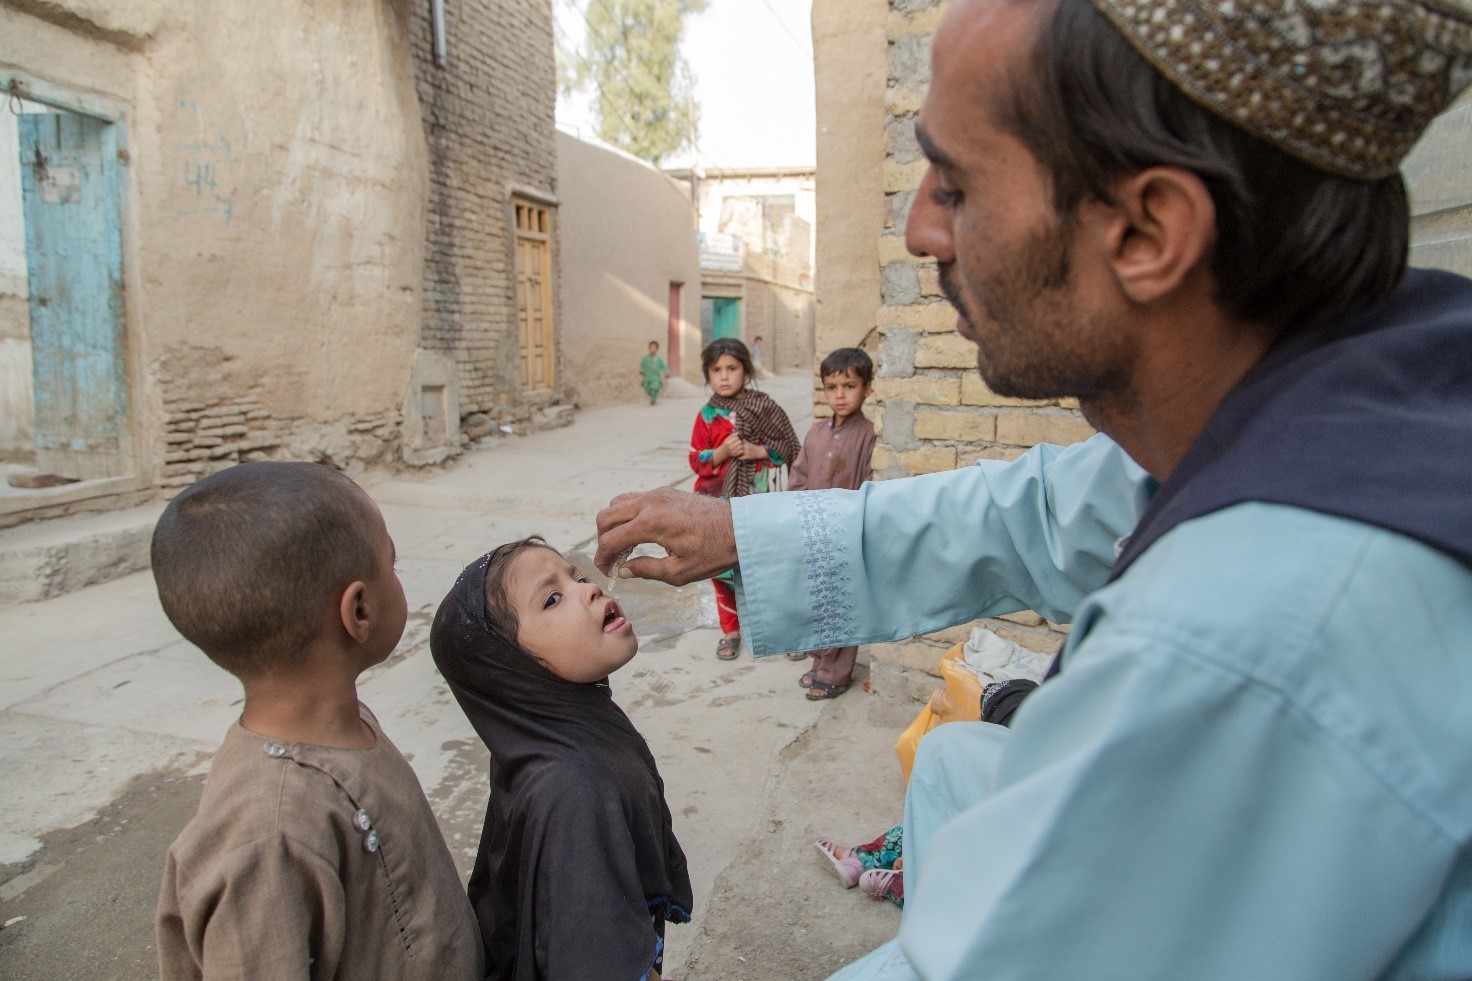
[733,489,860,657]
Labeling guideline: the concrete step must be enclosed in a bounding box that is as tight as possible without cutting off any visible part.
[0,502,163,606]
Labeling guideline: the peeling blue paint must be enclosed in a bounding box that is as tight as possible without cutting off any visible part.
[19,109,127,462]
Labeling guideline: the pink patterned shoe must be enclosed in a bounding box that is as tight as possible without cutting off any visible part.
[860,868,904,906]
[814,839,862,888]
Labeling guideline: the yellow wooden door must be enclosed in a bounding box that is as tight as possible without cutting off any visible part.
[515,203,554,391]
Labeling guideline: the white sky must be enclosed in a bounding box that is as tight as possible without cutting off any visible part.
[552,0,817,171]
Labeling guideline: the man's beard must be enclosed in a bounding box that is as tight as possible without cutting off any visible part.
[937,222,1129,402]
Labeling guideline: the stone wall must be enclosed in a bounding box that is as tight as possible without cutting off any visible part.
[864,0,1092,705]
[410,0,562,426]
[1406,89,1472,277]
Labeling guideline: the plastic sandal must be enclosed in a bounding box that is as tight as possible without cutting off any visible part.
[806,680,849,700]
[814,839,862,887]
[860,868,903,904]
[798,670,816,689]
[785,650,810,661]
[716,634,740,660]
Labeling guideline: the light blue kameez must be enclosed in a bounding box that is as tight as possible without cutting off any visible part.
[731,435,1472,980]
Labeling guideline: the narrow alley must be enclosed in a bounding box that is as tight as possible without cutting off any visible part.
[0,372,904,981]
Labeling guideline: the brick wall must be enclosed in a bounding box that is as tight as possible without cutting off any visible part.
[1406,89,1472,276]
[741,251,815,374]
[866,0,1096,705]
[410,0,561,424]
[155,347,405,491]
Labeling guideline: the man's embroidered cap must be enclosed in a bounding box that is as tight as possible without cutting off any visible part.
[1086,0,1472,179]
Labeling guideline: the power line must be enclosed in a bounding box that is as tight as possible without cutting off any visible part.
[756,0,812,59]
[551,10,649,149]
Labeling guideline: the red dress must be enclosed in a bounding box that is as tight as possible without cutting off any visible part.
[688,406,737,497]
[688,404,788,498]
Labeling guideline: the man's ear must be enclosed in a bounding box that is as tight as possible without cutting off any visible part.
[1102,166,1216,305]
[338,581,371,644]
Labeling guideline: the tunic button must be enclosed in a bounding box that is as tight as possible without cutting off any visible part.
[263,742,288,758]
[355,809,372,831]
[364,830,380,853]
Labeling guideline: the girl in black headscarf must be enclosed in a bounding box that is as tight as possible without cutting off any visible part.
[431,538,692,981]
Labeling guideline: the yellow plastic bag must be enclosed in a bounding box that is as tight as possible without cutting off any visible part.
[893,643,984,782]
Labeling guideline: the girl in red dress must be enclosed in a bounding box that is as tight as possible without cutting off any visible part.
[688,339,799,659]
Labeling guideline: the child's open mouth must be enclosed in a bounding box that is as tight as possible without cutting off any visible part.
[602,600,629,634]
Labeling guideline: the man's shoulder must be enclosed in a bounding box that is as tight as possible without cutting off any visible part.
[1096,502,1472,677]
[1079,501,1472,830]
[1112,504,1396,622]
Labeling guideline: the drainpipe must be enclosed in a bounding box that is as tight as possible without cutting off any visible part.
[431,0,448,67]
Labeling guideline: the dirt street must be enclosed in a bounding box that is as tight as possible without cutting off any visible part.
[0,373,908,979]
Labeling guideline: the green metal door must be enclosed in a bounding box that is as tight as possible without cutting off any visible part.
[712,297,740,340]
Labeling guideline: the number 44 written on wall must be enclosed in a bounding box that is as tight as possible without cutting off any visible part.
[175,77,234,227]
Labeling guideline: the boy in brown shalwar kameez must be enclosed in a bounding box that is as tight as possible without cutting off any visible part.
[150,462,482,981]
[787,348,878,699]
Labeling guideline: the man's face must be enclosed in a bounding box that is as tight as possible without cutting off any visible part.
[905,0,1136,402]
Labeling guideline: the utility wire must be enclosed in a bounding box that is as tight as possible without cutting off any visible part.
[756,0,813,59]
[551,11,649,149]
[552,3,712,212]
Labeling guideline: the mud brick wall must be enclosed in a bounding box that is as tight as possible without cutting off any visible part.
[156,350,402,491]
[866,0,1095,709]
[410,0,561,424]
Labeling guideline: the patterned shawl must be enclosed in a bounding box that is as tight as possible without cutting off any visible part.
[707,387,800,498]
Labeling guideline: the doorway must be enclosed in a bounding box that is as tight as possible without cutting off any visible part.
[1,90,130,484]
[666,282,682,375]
[700,295,741,349]
[514,199,555,392]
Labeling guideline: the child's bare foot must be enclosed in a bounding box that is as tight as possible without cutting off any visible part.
[815,838,862,887]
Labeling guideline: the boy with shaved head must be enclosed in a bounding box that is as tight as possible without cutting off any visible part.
[152,462,482,980]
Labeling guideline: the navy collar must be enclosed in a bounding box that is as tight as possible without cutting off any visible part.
[1111,267,1472,581]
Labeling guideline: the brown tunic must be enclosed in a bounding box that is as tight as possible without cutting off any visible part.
[789,411,877,492]
[788,411,877,687]
[157,707,483,981]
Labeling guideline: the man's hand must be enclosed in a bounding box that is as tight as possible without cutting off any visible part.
[595,488,737,586]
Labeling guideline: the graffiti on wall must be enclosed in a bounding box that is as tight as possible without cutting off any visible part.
[175,78,234,226]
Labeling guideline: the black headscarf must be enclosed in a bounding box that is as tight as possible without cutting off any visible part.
[431,552,692,981]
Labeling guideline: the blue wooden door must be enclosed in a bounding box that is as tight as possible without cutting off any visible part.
[18,109,128,479]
